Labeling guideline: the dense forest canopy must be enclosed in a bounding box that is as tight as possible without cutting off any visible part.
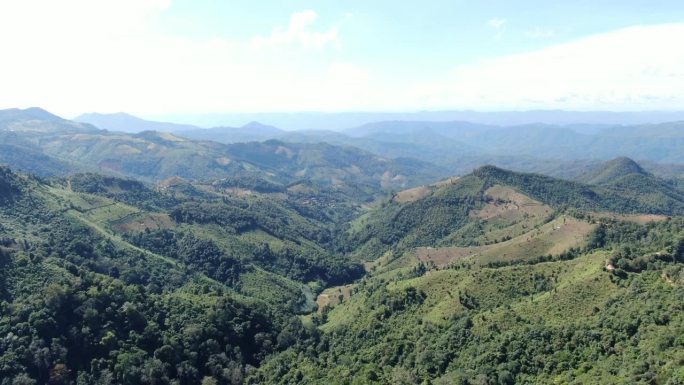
[1,110,684,384]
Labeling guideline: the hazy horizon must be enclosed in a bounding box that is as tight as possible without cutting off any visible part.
[72,109,684,131]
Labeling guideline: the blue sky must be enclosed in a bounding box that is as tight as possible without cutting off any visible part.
[0,0,683,116]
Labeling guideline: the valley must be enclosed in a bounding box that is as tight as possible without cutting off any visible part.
[4,0,684,382]
[0,109,683,384]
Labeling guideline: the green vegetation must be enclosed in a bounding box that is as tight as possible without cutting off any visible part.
[250,219,684,385]
[1,107,684,385]
[0,109,446,202]
[0,166,327,385]
[473,165,684,215]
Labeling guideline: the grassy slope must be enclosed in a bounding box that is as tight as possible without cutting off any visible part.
[262,238,684,384]
[249,167,684,384]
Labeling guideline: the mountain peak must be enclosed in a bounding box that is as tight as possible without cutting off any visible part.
[471,164,510,179]
[604,156,645,173]
[583,157,646,185]
[239,121,282,134]
[0,107,64,123]
[242,121,268,128]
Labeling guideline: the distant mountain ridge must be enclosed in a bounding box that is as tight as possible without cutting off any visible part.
[152,109,684,130]
[177,121,284,143]
[10,107,684,185]
[76,111,287,143]
[0,108,446,201]
[75,112,200,133]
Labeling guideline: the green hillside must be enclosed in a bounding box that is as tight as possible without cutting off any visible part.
[0,165,371,384]
[248,171,684,384]
[2,110,684,384]
[2,160,684,384]
[341,165,684,266]
[0,109,446,202]
[252,225,684,384]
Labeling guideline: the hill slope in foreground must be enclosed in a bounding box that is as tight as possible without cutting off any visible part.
[253,165,684,384]
[0,166,367,384]
[0,162,683,384]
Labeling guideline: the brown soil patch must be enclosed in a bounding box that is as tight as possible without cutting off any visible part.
[157,176,186,189]
[592,212,669,224]
[156,132,186,142]
[432,176,461,187]
[417,246,484,265]
[394,185,431,203]
[472,185,552,221]
[215,157,232,166]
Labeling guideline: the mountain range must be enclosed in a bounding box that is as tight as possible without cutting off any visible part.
[143,110,684,131]
[75,110,684,177]
[1,107,684,384]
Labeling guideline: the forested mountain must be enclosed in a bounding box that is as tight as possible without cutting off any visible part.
[576,157,648,185]
[250,166,684,384]
[1,108,444,202]
[337,163,684,263]
[1,107,684,384]
[177,122,284,143]
[72,111,684,179]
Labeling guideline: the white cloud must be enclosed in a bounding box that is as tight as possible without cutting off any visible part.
[0,2,363,116]
[487,17,506,29]
[410,24,684,111]
[0,2,683,116]
[487,17,506,39]
[251,10,342,50]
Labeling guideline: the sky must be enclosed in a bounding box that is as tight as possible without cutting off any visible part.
[1,0,684,118]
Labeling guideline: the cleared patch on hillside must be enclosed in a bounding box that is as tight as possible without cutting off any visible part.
[111,213,175,233]
[416,246,479,266]
[155,132,187,142]
[114,144,142,155]
[215,157,232,166]
[275,145,295,158]
[223,187,255,197]
[592,212,669,224]
[157,176,187,189]
[417,216,595,267]
[472,185,552,221]
[393,185,431,203]
[316,284,355,313]
[432,176,461,187]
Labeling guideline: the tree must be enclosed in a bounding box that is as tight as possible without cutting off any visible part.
[12,374,36,385]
